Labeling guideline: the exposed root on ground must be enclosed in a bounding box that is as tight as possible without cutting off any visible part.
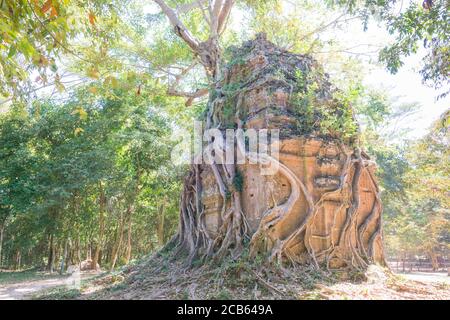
[70,254,449,300]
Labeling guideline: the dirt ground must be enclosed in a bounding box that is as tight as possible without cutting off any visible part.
[0,266,448,300]
[0,276,70,300]
[0,271,100,300]
[400,272,449,284]
[73,259,450,301]
[312,268,449,300]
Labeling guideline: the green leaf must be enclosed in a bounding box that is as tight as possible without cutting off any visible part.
[17,38,35,59]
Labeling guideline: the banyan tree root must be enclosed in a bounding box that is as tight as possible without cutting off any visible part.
[169,36,386,271]
[245,141,385,271]
[171,89,386,270]
[172,99,252,266]
[172,126,385,271]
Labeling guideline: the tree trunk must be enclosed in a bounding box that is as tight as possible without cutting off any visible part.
[15,250,21,270]
[123,153,142,265]
[124,207,133,264]
[429,248,439,271]
[157,202,166,247]
[92,183,106,270]
[110,209,126,271]
[402,253,406,273]
[60,239,69,274]
[173,34,386,270]
[47,234,54,272]
[0,222,4,268]
[76,235,81,267]
[125,224,132,264]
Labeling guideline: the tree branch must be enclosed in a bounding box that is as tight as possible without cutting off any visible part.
[217,0,235,34]
[168,88,209,106]
[155,0,237,81]
[167,62,208,106]
[196,0,212,26]
[176,0,208,14]
[210,0,224,36]
[153,0,201,52]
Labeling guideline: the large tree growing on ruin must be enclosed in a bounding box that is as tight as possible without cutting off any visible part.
[155,0,386,271]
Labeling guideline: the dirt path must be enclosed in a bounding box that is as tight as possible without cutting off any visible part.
[399,272,449,284]
[0,271,101,300]
[0,276,71,300]
[314,269,449,300]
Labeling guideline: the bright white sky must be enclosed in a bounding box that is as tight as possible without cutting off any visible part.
[364,56,448,140]
[351,21,449,140]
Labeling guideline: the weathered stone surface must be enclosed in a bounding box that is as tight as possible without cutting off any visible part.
[180,34,385,269]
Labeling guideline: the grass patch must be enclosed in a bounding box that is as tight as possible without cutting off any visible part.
[32,286,81,300]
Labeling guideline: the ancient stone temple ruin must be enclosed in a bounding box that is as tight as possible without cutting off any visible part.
[176,34,386,270]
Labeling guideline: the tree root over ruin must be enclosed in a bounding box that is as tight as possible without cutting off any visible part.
[168,85,386,271]
[170,139,385,271]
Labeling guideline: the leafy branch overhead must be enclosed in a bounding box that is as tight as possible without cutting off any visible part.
[329,0,449,98]
[153,0,235,101]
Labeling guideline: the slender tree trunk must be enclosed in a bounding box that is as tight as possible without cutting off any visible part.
[402,253,406,273]
[124,157,142,265]
[92,183,106,270]
[0,222,4,268]
[429,248,439,271]
[67,247,73,266]
[77,235,81,267]
[60,239,69,274]
[104,248,110,265]
[125,210,133,264]
[157,202,166,247]
[47,234,54,272]
[110,210,125,271]
[87,244,92,261]
[55,244,60,268]
[15,250,21,270]
[52,244,56,273]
